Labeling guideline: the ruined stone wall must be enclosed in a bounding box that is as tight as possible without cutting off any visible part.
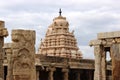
[11,29,36,80]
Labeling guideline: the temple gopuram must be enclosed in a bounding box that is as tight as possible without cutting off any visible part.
[0,10,112,80]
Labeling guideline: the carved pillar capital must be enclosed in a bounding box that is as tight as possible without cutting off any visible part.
[62,68,69,73]
[3,43,12,53]
[46,67,56,72]
[0,21,8,37]
[0,28,8,37]
[89,39,106,47]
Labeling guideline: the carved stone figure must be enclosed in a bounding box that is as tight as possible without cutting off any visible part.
[11,30,36,80]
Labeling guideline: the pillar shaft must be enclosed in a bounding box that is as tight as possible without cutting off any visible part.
[48,68,56,80]
[94,46,102,80]
[101,51,106,80]
[62,68,69,80]
[7,51,13,80]
[0,37,4,80]
[36,70,40,80]
[48,71,53,80]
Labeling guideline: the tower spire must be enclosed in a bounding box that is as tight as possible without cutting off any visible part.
[59,8,62,16]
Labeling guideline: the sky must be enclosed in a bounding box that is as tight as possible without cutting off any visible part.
[0,0,120,59]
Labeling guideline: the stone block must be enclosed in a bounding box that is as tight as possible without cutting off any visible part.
[97,31,120,39]
[0,21,4,28]
[89,40,102,46]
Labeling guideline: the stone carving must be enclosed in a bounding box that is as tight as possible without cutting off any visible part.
[0,21,8,79]
[38,13,82,58]
[11,29,36,80]
[13,49,32,70]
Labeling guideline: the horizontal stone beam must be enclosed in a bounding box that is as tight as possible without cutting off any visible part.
[97,31,120,39]
[3,43,11,49]
[89,40,102,46]
[89,39,107,46]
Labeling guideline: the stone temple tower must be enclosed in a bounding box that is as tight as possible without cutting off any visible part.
[38,9,82,58]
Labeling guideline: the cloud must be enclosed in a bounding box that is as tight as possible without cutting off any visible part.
[79,46,94,59]
[1,0,120,59]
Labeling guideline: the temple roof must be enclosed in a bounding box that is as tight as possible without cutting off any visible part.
[38,10,82,59]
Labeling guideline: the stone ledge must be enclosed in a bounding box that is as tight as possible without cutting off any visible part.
[89,40,102,46]
[97,31,120,39]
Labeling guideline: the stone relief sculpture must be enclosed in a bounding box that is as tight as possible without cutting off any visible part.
[11,30,36,80]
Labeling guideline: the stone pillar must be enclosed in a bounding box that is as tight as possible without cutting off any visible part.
[0,21,8,80]
[3,43,13,80]
[36,70,40,80]
[11,30,36,80]
[62,68,69,80]
[94,45,102,80]
[101,50,106,80]
[48,67,56,80]
[111,44,120,80]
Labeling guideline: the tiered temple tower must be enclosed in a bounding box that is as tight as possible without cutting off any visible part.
[38,9,82,58]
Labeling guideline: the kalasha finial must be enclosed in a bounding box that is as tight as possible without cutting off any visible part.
[59,8,62,16]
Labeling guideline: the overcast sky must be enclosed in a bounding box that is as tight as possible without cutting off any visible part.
[0,0,120,59]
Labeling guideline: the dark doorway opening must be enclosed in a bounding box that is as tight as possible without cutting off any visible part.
[4,66,7,80]
[54,68,62,80]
